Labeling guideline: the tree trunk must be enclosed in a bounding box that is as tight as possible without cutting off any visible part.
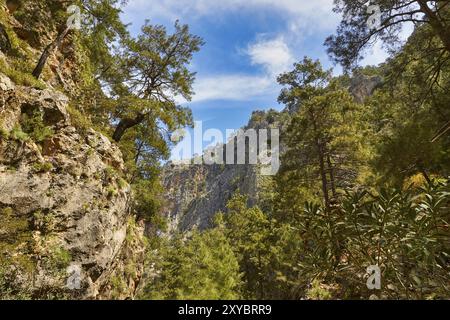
[112,113,146,142]
[417,163,432,184]
[417,0,450,53]
[431,120,450,142]
[327,154,337,199]
[317,141,331,211]
[32,26,71,79]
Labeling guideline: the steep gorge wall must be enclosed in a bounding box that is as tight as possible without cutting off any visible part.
[0,74,146,299]
[0,1,150,299]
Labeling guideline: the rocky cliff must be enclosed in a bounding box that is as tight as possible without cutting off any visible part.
[0,73,146,299]
[162,163,260,232]
[161,109,283,232]
[0,1,149,299]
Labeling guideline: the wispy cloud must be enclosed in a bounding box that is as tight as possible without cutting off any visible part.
[246,35,294,78]
[125,0,338,30]
[190,74,274,103]
[124,0,412,104]
[123,0,339,103]
[188,35,294,103]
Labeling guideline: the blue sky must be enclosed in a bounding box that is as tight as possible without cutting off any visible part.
[121,0,393,157]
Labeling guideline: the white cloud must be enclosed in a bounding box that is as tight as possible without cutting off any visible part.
[190,74,274,103]
[124,0,414,103]
[246,36,294,77]
[122,0,340,103]
[124,0,339,30]
[189,35,295,103]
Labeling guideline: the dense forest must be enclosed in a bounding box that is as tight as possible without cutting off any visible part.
[0,0,449,300]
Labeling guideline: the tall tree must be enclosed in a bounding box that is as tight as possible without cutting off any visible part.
[32,0,129,79]
[142,228,242,300]
[111,21,204,142]
[219,194,273,299]
[326,0,450,70]
[277,58,367,211]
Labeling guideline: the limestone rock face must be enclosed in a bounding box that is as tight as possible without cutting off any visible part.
[162,163,260,232]
[350,73,383,103]
[161,111,280,233]
[0,73,145,299]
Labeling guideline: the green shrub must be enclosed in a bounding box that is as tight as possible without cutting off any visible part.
[67,105,92,135]
[32,161,53,173]
[21,111,54,143]
[118,177,128,190]
[306,280,333,300]
[32,210,56,233]
[10,126,29,141]
[1,207,13,217]
[51,248,72,269]
[106,185,118,198]
[0,59,46,90]
[105,166,117,180]
[0,125,8,140]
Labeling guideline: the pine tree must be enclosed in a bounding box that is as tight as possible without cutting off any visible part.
[326,0,450,70]
[277,58,368,212]
[219,193,274,299]
[143,228,242,300]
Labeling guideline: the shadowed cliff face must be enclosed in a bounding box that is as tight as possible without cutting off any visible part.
[160,110,284,233]
[162,163,259,232]
[0,74,146,299]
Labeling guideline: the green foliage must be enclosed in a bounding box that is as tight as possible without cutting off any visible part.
[219,193,274,299]
[132,178,165,229]
[0,206,35,299]
[326,0,450,70]
[277,58,370,212]
[1,0,449,302]
[143,229,242,300]
[117,177,128,190]
[364,26,450,186]
[66,104,92,135]
[32,210,56,234]
[50,247,71,269]
[306,280,333,300]
[0,59,46,89]
[10,126,29,142]
[20,111,54,143]
[267,180,450,299]
[0,264,32,300]
[106,186,118,198]
[32,162,53,173]
[0,123,8,140]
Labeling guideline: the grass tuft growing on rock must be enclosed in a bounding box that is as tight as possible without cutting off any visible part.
[20,110,54,143]
[10,126,29,141]
[32,161,53,173]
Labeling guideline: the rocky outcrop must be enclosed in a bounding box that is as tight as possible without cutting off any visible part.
[349,73,382,103]
[0,73,145,299]
[162,163,260,232]
[161,110,282,232]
